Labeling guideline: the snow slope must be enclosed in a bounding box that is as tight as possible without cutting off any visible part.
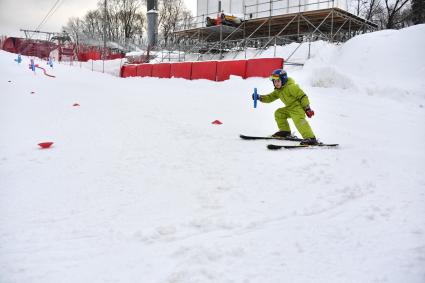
[1,25,425,283]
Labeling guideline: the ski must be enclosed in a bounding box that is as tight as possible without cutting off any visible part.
[267,143,339,150]
[240,134,302,142]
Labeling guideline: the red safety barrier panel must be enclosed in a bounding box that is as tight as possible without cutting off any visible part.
[137,64,153,77]
[121,65,137,78]
[77,53,89,62]
[191,61,217,81]
[245,58,284,78]
[170,62,192,79]
[78,51,101,61]
[90,51,102,60]
[152,63,171,78]
[216,60,247,81]
[107,53,125,60]
[2,37,17,53]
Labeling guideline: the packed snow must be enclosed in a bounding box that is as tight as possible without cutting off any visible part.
[1,25,425,283]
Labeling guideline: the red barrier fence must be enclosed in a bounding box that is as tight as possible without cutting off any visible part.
[191,61,217,81]
[121,58,284,81]
[152,63,171,78]
[77,51,124,61]
[1,37,124,62]
[137,64,153,77]
[2,37,56,59]
[216,59,247,81]
[170,62,192,79]
[78,51,101,61]
[107,53,125,60]
[245,58,284,78]
[121,65,137,78]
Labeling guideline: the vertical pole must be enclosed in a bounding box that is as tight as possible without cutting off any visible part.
[178,43,181,62]
[103,0,107,73]
[269,0,272,39]
[219,1,222,60]
[298,0,301,39]
[206,0,209,16]
[244,4,247,59]
[308,38,311,59]
[220,24,223,60]
[331,3,334,42]
[348,19,351,39]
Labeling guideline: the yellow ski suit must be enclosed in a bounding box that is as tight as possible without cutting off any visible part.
[260,77,315,139]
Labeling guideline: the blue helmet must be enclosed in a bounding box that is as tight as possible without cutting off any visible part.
[270,69,288,85]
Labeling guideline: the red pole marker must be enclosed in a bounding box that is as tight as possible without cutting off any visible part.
[212,120,223,125]
[35,66,56,78]
[38,142,54,149]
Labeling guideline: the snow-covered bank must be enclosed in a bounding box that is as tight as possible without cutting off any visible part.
[0,25,424,283]
[302,25,425,104]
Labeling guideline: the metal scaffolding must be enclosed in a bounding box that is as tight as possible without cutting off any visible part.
[162,0,377,62]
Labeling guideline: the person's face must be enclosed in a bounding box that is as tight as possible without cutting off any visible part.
[273,79,282,89]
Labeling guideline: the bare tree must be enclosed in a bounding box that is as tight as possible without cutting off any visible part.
[384,0,410,28]
[364,0,381,21]
[132,12,146,44]
[352,0,365,15]
[65,17,83,45]
[158,0,192,46]
[179,9,194,30]
[105,0,122,42]
[350,0,412,28]
[63,0,146,48]
[100,0,146,46]
[83,10,103,40]
[114,0,144,43]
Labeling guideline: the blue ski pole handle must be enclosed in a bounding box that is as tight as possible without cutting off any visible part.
[253,87,258,108]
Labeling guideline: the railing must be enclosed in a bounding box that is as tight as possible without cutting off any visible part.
[174,0,345,32]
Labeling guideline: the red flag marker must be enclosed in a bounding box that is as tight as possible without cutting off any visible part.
[212,120,223,125]
[38,142,54,149]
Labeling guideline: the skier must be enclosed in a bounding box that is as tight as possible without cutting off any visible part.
[254,69,318,145]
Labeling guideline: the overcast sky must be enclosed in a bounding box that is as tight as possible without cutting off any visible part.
[0,0,197,37]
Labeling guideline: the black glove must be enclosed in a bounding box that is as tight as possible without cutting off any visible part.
[252,93,262,101]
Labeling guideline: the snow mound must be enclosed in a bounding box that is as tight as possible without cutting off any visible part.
[299,24,425,103]
[309,66,357,90]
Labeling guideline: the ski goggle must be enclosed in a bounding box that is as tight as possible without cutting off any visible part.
[269,74,281,81]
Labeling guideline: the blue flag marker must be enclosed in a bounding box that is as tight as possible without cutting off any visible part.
[47,57,53,68]
[30,59,35,72]
[14,54,22,64]
[253,87,258,108]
